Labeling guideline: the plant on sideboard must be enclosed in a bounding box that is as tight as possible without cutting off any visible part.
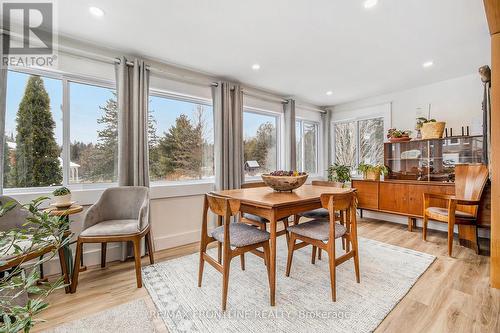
[357,162,389,181]
[386,128,412,142]
[327,163,351,187]
[0,197,70,333]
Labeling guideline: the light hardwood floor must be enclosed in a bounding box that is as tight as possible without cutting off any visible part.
[34,218,500,333]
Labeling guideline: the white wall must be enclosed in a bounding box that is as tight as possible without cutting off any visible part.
[331,73,484,136]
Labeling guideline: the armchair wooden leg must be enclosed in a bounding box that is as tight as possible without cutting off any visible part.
[328,240,337,302]
[101,243,107,268]
[240,254,245,271]
[145,230,155,264]
[311,246,317,264]
[422,215,428,241]
[132,238,142,288]
[58,247,70,293]
[70,240,83,293]
[286,234,296,277]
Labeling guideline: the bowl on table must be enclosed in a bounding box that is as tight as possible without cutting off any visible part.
[261,172,308,192]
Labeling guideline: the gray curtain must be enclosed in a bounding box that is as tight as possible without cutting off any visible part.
[0,68,6,194]
[212,82,244,190]
[115,57,150,259]
[322,109,333,178]
[283,99,296,171]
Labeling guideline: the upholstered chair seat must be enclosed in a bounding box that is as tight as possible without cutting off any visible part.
[211,223,270,247]
[299,208,341,220]
[242,212,288,224]
[287,220,346,241]
[425,207,474,220]
[79,219,143,237]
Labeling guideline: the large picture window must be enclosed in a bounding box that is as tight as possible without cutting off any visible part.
[3,71,63,189]
[333,117,384,173]
[243,111,278,177]
[296,120,319,174]
[148,94,214,183]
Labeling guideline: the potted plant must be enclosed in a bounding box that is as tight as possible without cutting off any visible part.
[357,162,389,181]
[52,187,72,207]
[387,128,412,143]
[419,119,446,139]
[327,163,351,188]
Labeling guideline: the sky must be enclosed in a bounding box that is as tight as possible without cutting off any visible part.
[5,71,273,146]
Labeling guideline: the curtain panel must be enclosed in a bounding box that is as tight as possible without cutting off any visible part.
[212,82,244,190]
[322,109,333,178]
[0,68,6,194]
[115,57,150,260]
[283,99,296,171]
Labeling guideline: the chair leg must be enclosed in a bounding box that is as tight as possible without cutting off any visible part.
[240,254,245,271]
[283,219,290,244]
[70,240,83,293]
[222,254,231,311]
[352,237,361,283]
[217,242,222,264]
[262,242,272,304]
[132,238,143,288]
[423,215,428,241]
[286,234,296,277]
[101,243,107,268]
[145,230,155,264]
[447,220,455,257]
[198,238,207,287]
[311,246,317,264]
[293,214,300,225]
[328,240,337,301]
[318,248,322,260]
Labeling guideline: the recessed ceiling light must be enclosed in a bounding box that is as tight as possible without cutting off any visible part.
[326,91,333,96]
[364,0,378,9]
[422,61,434,68]
[89,6,105,17]
[251,63,260,70]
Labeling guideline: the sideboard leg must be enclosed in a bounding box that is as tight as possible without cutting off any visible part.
[408,217,416,232]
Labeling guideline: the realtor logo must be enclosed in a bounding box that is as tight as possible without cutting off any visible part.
[1,1,57,67]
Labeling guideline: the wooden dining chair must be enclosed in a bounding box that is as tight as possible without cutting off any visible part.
[293,180,344,262]
[423,163,489,256]
[198,193,272,310]
[285,191,360,301]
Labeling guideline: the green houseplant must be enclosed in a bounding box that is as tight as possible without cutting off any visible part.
[52,187,71,207]
[386,128,411,142]
[327,164,351,187]
[0,197,70,333]
[357,163,389,181]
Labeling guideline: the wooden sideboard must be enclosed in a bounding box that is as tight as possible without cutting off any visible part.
[351,179,491,250]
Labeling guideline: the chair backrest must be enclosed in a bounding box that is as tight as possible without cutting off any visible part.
[454,164,488,216]
[99,186,149,221]
[320,191,358,238]
[202,193,240,244]
[241,182,267,189]
[0,195,29,232]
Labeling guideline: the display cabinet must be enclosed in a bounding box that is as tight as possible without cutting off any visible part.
[384,135,484,181]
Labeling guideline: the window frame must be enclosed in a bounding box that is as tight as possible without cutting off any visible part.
[295,118,320,175]
[243,106,282,181]
[147,88,215,186]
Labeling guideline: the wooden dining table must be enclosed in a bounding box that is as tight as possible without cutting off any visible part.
[212,184,352,306]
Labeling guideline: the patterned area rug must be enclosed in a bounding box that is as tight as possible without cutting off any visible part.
[43,299,157,333]
[143,237,435,333]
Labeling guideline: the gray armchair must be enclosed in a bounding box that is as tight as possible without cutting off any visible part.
[71,186,154,293]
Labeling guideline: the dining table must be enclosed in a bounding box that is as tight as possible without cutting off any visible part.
[212,184,352,306]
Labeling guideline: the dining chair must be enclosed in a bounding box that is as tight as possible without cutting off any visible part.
[423,163,488,256]
[293,180,344,261]
[198,193,271,310]
[70,186,154,293]
[285,191,360,301]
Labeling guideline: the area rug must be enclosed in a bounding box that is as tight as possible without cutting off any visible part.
[43,299,157,333]
[143,237,435,333]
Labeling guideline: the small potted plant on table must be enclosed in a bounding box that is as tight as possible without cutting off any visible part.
[327,163,351,188]
[52,187,72,208]
[357,163,389,181]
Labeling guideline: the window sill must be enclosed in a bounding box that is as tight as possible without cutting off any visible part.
[4,181,215,206]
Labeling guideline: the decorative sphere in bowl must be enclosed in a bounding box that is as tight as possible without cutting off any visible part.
[261,171,308,192]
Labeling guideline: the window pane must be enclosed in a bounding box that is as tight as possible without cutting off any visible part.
[295,121,302,171]
[359,118,384,165]
[243,112,277,177]
[70,82,117,184]
[4,71,63,188]
[303,122,318,173]
[148,96,214,183]
[334,121,356,171]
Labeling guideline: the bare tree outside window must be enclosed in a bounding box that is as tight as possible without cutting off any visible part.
[359,118,384,165]
[334,121,357,171]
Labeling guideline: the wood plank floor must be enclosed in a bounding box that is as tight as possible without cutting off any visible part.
[34,218,500,333]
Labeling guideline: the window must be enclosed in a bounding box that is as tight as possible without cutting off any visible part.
[243,111,278,177]
[3,71,63,189]
[333,117,384,173]
[296,120,319,174]
[69,82,117,185]
[148,94,214,183]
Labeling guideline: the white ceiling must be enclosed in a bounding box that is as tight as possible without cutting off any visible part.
[53,0,490,105]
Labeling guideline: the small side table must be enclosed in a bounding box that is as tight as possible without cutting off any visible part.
[45,204,84,285]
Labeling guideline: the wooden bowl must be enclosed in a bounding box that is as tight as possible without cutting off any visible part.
[261,174,308,192]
